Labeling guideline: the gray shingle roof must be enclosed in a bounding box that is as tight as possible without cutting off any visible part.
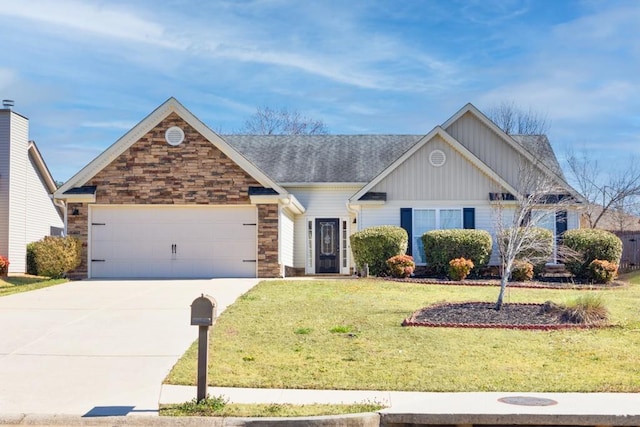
[510,135,565,180]
[223,135,422,183]
[222,133,566,185]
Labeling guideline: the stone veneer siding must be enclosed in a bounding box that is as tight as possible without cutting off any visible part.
[66,113,283,278]
[257,204,280,277]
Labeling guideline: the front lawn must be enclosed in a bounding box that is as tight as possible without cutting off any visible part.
[0,276,67,297]
[166,275,640,392]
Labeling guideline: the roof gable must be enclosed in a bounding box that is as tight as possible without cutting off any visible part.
[55,97,286,198]
[350,126,520,202]
[443,103,582,201]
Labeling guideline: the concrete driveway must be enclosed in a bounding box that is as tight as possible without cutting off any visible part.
[0,279,259,416]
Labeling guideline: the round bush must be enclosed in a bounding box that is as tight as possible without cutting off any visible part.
[500,227,553,277]
[386,255,415,278]
[350,226,408,276]
[510,260,534,281]
[562,229,622,279]
[448,257,474,281]
[422,229,492,275]
[588,259,618,284]
[29,236,82,278]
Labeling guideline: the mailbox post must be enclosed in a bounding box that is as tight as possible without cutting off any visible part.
[190,294,217,402]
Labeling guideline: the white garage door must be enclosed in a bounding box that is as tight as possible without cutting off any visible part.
[90,205,257,278]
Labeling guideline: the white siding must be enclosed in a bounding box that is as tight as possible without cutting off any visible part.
[280,207,295,271]
[7,113,28,273]
[0,112,10,261]
[371,135,502,201]
[25,153,63,244]
[287,186,358,274]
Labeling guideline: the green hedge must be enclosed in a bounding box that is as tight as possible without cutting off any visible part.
[562,229,622,279]
[350,226,408,276]
[27,236,82,279]
[421,229,492,275]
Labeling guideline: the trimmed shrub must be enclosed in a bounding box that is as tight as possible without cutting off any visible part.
[386,255,415,278]
[422,229,492,275]
[29,236,82,278]
[500,227,553,277]
[0,255,9,276]
[562,229,622,279]
[26,243,37,275]
[350,226,408,276]
[588,259,618,284]
[510,260,534,281]
[448,257,474,281]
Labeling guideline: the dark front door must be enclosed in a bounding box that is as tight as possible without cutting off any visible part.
[315,218,340,274]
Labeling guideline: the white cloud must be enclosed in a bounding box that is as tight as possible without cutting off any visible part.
[81,120,136,130]
[0,0,178,48]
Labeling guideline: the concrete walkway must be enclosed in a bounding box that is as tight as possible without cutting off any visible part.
[0,279,259,416]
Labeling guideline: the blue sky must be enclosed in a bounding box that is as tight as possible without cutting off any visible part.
[1,0,638,183]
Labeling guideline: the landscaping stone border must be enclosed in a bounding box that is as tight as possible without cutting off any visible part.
[388,277,626,290]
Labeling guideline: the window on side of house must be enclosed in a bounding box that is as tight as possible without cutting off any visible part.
[532,209,557,264]
[413,208,463,264]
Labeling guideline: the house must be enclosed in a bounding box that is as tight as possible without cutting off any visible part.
[0,101,64,274]
[53,98,582,279]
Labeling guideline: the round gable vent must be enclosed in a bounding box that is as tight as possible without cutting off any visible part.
[165,126,185,146]
[429,149,446,167]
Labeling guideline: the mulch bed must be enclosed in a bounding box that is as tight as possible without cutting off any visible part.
[402,302,597,330]
[392,277,621,329]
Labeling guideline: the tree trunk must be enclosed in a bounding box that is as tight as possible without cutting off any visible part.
[495,275,508,310]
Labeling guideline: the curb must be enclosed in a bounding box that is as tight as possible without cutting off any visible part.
[0,413,381,427]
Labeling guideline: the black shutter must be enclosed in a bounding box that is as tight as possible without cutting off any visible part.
[400,208,413,256]
[463,208,475,229]
[556,210,568,241]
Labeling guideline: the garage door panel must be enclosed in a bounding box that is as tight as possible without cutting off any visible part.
[90,206,257,278]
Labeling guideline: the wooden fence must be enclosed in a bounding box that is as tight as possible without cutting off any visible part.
[613,231,640,272]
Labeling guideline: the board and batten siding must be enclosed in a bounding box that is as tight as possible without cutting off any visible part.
[0,111,11,263]
[287,186,359,274]
[7,112,29,273]
[370,135,503,201]
[445,112,528,191]
[279,207,295,271]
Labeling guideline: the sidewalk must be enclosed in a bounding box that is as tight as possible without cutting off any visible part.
[161,385,640,423]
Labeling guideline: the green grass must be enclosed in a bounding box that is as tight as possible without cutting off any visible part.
[0,276,67,297]
[166,275,640,392]
[160,395,385,417]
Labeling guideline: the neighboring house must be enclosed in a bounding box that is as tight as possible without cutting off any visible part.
[0,102,64,274]
[53,98,582,279]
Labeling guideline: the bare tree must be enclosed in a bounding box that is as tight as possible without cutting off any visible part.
[493,157,573,310]
[566,149,640,230]
[487,101,549,135]
[240,106,328,135]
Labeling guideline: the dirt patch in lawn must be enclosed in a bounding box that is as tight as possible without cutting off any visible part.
[402,301,604,330]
